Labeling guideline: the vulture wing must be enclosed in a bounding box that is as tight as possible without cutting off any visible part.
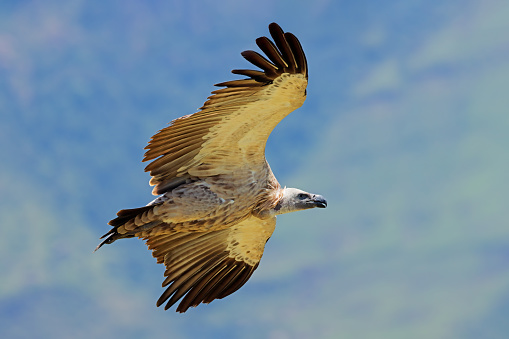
[144,23,308,195]
[145,217,276,312]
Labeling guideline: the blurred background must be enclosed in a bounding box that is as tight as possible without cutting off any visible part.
[1,0,508,338]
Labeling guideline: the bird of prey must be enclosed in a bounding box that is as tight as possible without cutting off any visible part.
[96,22,327,313]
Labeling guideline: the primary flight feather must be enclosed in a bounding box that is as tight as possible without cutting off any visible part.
[96,22,327,313]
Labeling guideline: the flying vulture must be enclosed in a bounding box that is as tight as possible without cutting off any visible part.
[96,22,327,313]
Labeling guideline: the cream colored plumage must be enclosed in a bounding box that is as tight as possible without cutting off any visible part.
[96,23,327,313]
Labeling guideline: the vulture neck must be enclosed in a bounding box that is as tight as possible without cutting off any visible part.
[253,187,300,219]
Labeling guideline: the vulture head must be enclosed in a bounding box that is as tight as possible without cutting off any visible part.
[275,188,327,215]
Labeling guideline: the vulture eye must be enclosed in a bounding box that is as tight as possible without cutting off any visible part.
[297,193,308,200]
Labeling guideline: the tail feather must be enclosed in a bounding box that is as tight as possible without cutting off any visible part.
[109,206,155,227]
[94,205,162,252]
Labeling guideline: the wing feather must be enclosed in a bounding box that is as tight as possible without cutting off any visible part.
[214,78,263,87]
[256,36,288,70]
[285,32,308,76]
[164,253,230,310]
[146,148,200,178]
[202,264,245,302]
[216,264,255,299]
[239,50,279,77]
[209,86,260,95]
[144,130,206,160]
[231,69,272,82]
[269,23,296,74]
[144,23,308,195]
[177,261,232,308]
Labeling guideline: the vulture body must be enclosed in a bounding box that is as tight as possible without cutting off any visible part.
[96,23,326,313]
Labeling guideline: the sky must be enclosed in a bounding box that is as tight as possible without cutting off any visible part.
[1,0,509,338]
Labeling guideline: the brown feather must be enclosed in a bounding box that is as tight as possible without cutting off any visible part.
[268,23,296,74]
[217,264,256,299]
[202,263,244,303]
[146,148,200,176]
[159,251,229,310]
[285,32,308,77]
[256,36,288,70]
[145,126,211,148]
[177,260,231,309]
[164,253,230,310]
[162,244,227,286]
[231,69,273,82]
[214,79,263,87]
[209,86,260,95]
[240,50,278,76]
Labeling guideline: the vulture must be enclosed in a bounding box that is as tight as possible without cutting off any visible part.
[96,22,327,313]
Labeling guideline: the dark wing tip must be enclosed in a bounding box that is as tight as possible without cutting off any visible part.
[284,32,308,78]
[267,22,307,77]
[220,22,307,89]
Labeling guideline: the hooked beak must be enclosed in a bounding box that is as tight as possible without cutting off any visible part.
[312,194,327,208]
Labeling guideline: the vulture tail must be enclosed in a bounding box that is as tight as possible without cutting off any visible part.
[94,205,163,252]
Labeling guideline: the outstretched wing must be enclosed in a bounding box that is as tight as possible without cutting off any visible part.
[144,23,308,195]
[144,217,276,313]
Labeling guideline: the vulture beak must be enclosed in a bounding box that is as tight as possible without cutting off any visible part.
[312,195,327,208]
